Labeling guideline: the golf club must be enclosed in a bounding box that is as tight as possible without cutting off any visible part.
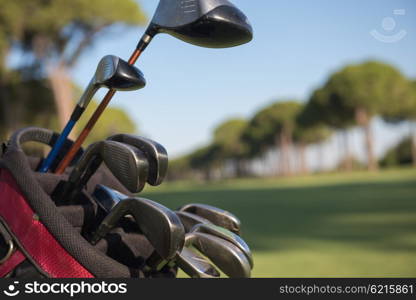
[39,56,146,173]
[148,0,253,48]
[176,211,212,232]
[191,223,253,268]
[185,232,251,278]
[89,184,248,277]
[91,197,185,261]
[175,247,220,278]
[108,134,168,186]
[92,186,243,241]
[92,184,129,213]
[179,203,241,235]
[55,0,253,174]
[58,141,149,203]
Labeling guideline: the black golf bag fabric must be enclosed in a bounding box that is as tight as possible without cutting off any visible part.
[0,127,176,278]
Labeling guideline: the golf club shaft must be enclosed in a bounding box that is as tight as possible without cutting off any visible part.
[39,106,85,172]
[38,120,75,172]
[55,49,143,174]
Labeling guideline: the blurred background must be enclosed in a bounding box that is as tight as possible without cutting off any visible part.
[0,0,415,277]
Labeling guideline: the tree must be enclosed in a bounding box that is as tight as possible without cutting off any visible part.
[296,97,334,172]
[243,101,302,176]
[0,0,146,133]
[169,119,249,181]
[213,118,249,177]
[295,104,332,174]
[320,61,410,171]
[306,86,356,171]
[0,80,137,144]
[0,75,56,140]
[189,144,222,181]
[380,137,413,168]
[382,80,416,167]
[167,155,193,181]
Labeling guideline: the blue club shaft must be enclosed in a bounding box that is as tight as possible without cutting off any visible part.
[38,120,76,172]
[39,106,85,173]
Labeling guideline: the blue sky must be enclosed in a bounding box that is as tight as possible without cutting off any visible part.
[72,0,416,158]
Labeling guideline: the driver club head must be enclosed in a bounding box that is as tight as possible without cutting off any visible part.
[176,248,220,278]
[108,134,168,186]
[185,232,251,278]
[148,0,253,48]
[92,198,185,260]
[179,203,241,235]
[78,55,146,108]
[191,223,253,269]
[69,140,149,194]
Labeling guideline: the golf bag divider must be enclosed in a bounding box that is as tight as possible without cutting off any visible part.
[0,127,176,278]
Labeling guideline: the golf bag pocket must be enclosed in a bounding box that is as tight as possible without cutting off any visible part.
[0,127,175,278]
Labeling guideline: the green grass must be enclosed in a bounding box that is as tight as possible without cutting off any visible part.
[143,168,416,277]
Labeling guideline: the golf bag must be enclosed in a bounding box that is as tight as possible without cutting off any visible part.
[0,127,176,278]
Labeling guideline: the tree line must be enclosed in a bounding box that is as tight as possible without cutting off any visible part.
[169,61,416,181]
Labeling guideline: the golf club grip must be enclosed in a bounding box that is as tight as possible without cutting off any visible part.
[55,49,143,174]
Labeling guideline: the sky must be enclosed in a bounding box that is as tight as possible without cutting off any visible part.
[71,0,416,158]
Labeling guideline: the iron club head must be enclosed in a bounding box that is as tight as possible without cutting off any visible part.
[179,203,241,235]
[185,232,251,278]
[191,223,253,269]
[92,198,185,260]
[176,211,212,232]
[176,248,220,278]
[108,134,168,186]
[68,140,149,194]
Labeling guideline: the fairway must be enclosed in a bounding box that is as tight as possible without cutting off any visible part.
[143,169,416,277]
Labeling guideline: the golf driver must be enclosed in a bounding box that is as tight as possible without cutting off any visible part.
[39,56,146,173]
[191,223,253,268]
[179,203,241,235]
[56,0,253,174]
[58,141,149,204]
[185,232,251,278]
[91,197,185,262]
[147,0,253,48]
[108,134,168,186]
[176,211,212,232]
[175,247,220,278]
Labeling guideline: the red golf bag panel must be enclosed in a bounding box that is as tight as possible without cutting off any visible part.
[0,168,94,278]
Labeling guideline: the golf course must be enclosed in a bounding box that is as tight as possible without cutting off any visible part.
[143,168,416,278]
